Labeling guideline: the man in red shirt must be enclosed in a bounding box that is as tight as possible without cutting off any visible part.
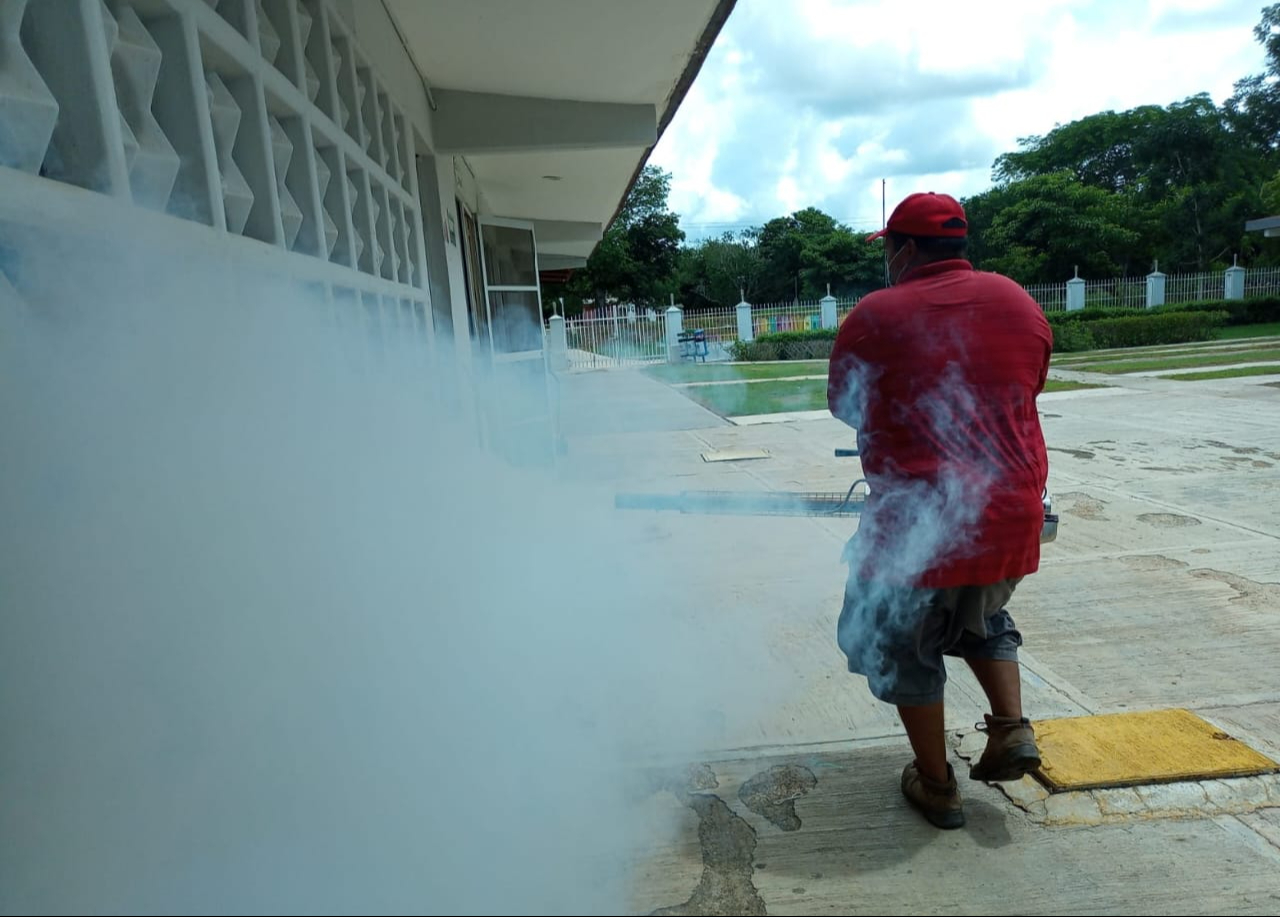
[827,192,1052,829]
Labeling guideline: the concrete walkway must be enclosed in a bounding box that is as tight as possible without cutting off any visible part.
[1127,360,1280,377]
[560,366,1280,915]
[554,366,728,435]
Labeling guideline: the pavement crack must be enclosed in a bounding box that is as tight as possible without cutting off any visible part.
[1191,569,1280,610]
[738,764,818,832]
[651,792,767,916]
[1137,512,1202,528]
[1120,554,1189,572]
[1057,492,1109,520]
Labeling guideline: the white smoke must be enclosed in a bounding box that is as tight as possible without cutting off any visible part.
[829,354,994,700]
[0,238,789,915]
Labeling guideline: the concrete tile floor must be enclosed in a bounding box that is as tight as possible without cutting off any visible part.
[560,367,1280,915]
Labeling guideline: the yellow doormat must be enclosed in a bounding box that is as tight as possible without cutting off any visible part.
[1033,708,1279,793]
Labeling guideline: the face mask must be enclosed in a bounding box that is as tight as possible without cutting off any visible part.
[885,245,911,287]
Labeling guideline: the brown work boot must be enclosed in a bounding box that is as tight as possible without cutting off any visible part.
[901,761,965,829]
[969,714,1041,782]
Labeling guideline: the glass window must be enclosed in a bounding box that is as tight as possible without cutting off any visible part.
[481,224,538,287]
[487,290,543,353]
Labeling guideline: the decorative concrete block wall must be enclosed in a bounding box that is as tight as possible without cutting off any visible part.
[0,0,433,359]
[0,0,59,175]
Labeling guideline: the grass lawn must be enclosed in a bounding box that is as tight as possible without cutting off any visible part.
[1161,364,1280,382]
[1051,324,1280,366]
[647,325,1280,417]
[644,325,1280,385]
[676,376,1107,417]
[680,379,829,416]
[1043,380,1110,393]
[1068,347,1280,375]
[1053,338,1280,366]
[645,360,827,384]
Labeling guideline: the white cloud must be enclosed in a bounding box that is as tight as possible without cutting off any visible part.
[651,0,1268,238]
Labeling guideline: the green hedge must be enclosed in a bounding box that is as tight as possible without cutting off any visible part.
[1047,294,1280,327]
[732,307,1233,359]
[1052,311,1227,353]
[1046,307,1132,325]
[730,329,836,361]
[1154,295,1280,326]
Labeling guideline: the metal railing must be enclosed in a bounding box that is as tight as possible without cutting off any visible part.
[1164,272,1221,304]
[562,307,668,370]
[1025,283,1068,313]
[547,265,1280,370]
[551,297,865,369]
[1085,276,1147,310]
[680,306,738,351]
[1030,266,1280,313]
[1244,266,1280,297]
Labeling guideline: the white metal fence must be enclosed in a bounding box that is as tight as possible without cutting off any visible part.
[1024,282,1067,312]
[561,306,669,370]
[1086,276,1147,311]
[548,265,1279,370]
[1031,265,1280,312]
[551,296,860,369]
[680,307,738,359]
[1165,272,1223,303]
[1244,265,1280,297]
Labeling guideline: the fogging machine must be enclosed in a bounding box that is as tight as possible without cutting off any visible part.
[614,447,1059,544]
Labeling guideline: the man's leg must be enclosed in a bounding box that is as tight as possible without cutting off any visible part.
[898,701,948,784]
[964,657,1023,720]
[839,583,964,828]
[898,698,964,829]
[957,590,1040,782]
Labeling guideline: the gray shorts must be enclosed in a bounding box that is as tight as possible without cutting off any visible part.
[837,577,1023,706]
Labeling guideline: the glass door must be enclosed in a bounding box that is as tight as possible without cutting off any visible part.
[477,217,546,361]
[475,216,558,462]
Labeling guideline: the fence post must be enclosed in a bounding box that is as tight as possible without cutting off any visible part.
[1066,267,1086,311]
[1146,261,1166,308]
[547,314,568,372]
[665,305,683,363]
[820,284,838,329]
[736,293,754,343]
[1225,257,1245,300]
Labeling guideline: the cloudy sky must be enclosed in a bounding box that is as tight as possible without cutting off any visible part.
[651,0,1271,239]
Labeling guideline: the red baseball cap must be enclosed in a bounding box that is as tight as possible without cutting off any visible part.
[866,192,967,242]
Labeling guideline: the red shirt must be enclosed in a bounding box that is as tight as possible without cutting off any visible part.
[827,260,1052,588]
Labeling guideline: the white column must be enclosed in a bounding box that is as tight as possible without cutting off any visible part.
[1066,275,1086,311]
[820,289,838,329]
[1225,263,1245,300]
[665,305,683,363]
[1146,263,1166,308]
[736,297,753,342]
[547,314,568,372]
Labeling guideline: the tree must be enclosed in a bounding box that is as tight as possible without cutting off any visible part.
[755,207,839,301]
[1226,3,1280,155]
[799,225,884,297]
[975,88,1273,278]
[995,107,1165,193]
[747,208,884,301]
[965,172,1144,283]
[560,165,685,312]
[677,231,766,308]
